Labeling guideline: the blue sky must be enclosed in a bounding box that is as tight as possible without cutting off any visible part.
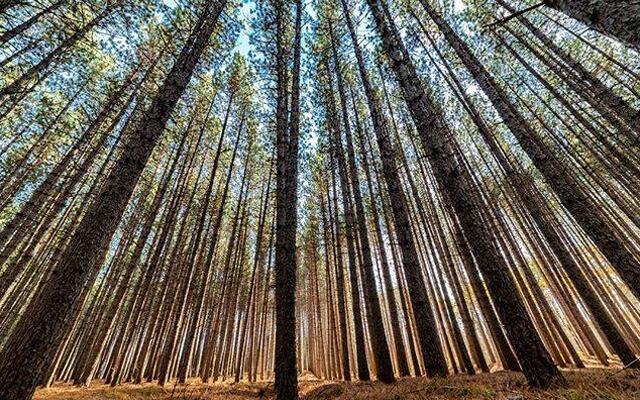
[163,0,255,56]
[235,1,255,56]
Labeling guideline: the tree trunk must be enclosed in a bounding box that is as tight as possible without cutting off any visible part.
[339,0,449,378]
[274,0,301,397]
[0,4,115,98]
[351,87,411,377]
[0,0,66,45]
[494,0,640,137]
[426,0,640,301]
[325,30,396,382]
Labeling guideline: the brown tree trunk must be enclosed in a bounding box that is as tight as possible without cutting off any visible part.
[325,31,396,382]
[351,87,411,377]
[0,0,66,45]
[274,0,301,396]
[0,4,115,98]
[494,0,639,136]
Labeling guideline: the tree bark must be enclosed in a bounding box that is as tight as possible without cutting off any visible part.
[274,0,301,397]
[339,0,449,378]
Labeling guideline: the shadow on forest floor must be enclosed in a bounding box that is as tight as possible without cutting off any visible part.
[34,369,640,399]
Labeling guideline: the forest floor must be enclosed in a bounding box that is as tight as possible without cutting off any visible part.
[34,369,640,400]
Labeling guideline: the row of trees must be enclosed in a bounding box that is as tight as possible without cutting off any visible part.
[276,0,640,395]
[0,0,638,399]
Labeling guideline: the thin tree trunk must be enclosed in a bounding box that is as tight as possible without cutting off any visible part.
[412,8,639,368]
[0,4,115,98]
[0,0,65,45]
[324,34,395,382]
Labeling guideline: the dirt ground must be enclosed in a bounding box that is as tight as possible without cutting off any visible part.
[34,369,640,399]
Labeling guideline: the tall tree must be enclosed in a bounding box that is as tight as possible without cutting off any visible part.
[324,21,395,383]
[273,0,302,397]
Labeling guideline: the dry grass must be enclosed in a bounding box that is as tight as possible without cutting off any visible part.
[33,369,640,400]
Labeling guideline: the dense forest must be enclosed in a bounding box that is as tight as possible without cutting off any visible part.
[0,1,639,399]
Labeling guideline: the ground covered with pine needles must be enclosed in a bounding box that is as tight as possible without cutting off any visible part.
[33,369,640,399]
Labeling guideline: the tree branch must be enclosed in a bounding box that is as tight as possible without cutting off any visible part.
[484,1,545,31]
